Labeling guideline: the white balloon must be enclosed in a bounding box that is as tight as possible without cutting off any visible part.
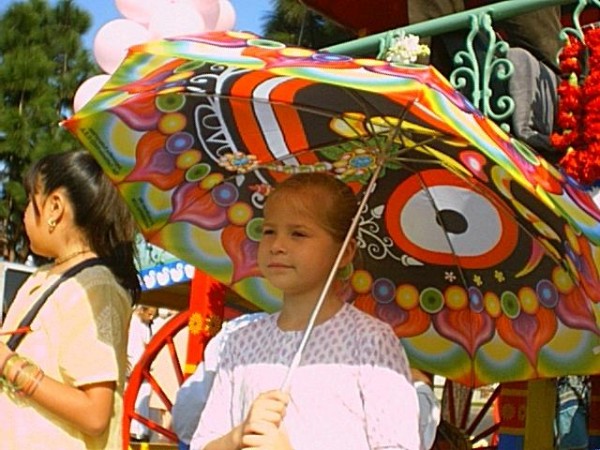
[115,0,161,24]
[214,0,235,31]
[93,19,152,74]
[148,1,207,38]
[73,74,110,112]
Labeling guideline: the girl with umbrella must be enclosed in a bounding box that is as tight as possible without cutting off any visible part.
[191,172,420,450]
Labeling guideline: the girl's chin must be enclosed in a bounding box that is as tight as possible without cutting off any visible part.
[29,249,52,260]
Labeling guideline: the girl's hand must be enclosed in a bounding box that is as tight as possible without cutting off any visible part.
[244,390,289,428]
[241,390,292,449]
[241,421,292,450]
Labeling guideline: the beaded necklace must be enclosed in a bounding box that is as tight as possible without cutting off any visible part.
[54,249,91,266]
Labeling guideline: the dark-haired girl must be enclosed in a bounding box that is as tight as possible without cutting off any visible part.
[0,150,140,449]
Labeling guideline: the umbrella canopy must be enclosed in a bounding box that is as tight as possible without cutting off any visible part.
[63,31,600,387]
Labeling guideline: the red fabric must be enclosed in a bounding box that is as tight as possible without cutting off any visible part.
[301,0,408,35]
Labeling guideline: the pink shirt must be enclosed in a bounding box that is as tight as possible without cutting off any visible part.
[0,266,131,450]
[191,304,421,450]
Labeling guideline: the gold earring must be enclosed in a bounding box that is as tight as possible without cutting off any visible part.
[48,218,57,233]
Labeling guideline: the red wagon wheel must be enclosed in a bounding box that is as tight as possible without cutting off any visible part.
[123,309,190,444]
[122,270,227,449]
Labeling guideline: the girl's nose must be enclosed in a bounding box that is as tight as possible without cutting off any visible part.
[270,243,285,254]
[269,235,286,254]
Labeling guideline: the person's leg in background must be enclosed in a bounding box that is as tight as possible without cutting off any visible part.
[499,5,562,73]
[130,381,151,441]
[407,0,466,29]
[556,376,591,450]
[408,2,562,75]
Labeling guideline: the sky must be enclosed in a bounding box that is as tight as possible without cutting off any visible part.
[1,0,273,49]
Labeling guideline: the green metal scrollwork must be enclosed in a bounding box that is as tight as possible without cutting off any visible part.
[562,0,596,41]
[450,13,514,131]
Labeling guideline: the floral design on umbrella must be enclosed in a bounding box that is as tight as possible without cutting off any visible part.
[63,31,600,387]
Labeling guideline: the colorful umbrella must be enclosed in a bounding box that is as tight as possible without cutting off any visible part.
[63,31,600,387]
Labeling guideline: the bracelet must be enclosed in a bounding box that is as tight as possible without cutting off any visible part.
[0,354,44,398]
[0,352,13,375]
[9,359,30,385]
[14,363,44,397]
[13,360,35,386]
[0,354,24,396]
[2,353,20,380]
[25,368,44,397]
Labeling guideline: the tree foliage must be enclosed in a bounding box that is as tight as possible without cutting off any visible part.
[0,0,96,262]
[261,0,355,48]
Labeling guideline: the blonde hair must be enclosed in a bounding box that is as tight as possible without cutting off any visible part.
[265,173,359,243]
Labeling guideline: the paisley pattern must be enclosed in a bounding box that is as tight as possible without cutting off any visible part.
[63,31,600,387]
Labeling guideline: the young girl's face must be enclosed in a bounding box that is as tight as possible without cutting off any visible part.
[258,192,343,300]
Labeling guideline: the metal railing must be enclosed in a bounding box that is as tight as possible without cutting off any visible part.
[320,0,600,130]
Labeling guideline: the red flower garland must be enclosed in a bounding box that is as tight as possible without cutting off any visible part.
[552,36,584,153]
[555,28,600,185]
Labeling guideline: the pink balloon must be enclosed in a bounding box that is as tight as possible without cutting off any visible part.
[193,0,220,30]
[73,74,110,113]
[115,0,161,24]
[148,2,206,38]
[93,19,152,74]
[189,0,218,12]
[214,0,236,31]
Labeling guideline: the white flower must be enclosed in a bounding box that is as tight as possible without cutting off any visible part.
[385,31,430,64]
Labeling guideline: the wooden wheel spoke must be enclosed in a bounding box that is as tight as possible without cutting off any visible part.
[437,379,500,449]
[465,385,501,436]
[471,422,501,445]
[147,371,173,411]
[165,336,185,386]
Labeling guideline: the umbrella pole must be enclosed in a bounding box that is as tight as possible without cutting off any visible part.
[280,164,384,392]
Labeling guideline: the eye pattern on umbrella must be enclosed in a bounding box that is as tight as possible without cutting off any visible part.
[63,31,600,387]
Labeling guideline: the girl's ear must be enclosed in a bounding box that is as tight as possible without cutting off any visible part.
[46,190,67,222]
[336,238,357,281]
[340,237,357,268]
